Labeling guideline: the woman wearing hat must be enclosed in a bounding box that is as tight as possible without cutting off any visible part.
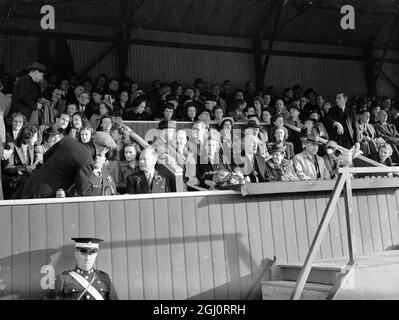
[195,133,230,189]
[269,126,295,160]
[265,143,299,182]
[122,96,153,121]
[178,101,197,122]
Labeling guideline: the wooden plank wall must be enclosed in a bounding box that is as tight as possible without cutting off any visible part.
[0,188,398,300]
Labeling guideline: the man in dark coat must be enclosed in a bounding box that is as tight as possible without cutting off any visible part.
[127,147,171,194]
[324,92,357,149]
[73,155,117,197]
[12,132,116,199]
[9,62,46,121]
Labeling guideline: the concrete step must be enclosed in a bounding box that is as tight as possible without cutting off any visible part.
[261,280,334,300]
[276,263,345,285]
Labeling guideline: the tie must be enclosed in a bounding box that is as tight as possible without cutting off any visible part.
[147,174,152,187]
[314,156,321,178]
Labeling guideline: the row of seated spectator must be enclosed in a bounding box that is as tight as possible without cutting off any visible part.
[0,63,396,199]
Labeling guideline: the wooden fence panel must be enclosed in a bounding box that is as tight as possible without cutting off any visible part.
[1,185,398,300]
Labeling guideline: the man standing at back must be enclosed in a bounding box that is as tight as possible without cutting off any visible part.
[9,62,46,121]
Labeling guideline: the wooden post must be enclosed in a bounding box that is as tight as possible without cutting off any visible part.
[343,174,356,262]
[290,174,347,300]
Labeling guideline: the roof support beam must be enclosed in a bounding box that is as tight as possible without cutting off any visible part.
[78,43,115,80]
[253,32,264,91]
[363,45,377,96]
[375,14,399,82]
[262,0,323,40]
[117,0,146,81]
[380,69,399,92]
[261,0,284,78]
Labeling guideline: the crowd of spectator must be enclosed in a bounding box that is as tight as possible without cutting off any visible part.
[0,61,397,199]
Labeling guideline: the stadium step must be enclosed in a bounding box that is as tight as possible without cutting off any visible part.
[276,263,345,285]
[261,280,334,300]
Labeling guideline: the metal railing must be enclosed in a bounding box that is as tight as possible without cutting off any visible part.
[290,166,399,300]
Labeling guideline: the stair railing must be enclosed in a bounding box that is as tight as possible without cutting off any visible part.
[290,166,399,300]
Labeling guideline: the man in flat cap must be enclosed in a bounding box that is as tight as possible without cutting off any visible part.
[51,237,118,300]
[9,62,46,121]
[293,133,330,181]
[12,131,116,198]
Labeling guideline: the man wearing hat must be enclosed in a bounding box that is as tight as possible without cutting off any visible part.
[265,142,299,181]
[292,133,330,181]
[151,120,178,165]
[52,237,118,300]
[12,131,116,198]
[9,62,46,121]
[73,147,117,197]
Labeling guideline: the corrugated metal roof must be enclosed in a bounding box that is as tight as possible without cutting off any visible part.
[1,0,398,49]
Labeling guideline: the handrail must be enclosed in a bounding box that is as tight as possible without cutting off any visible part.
[290,166,399,300]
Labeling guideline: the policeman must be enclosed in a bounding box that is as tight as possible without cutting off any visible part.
[52,237,118,300]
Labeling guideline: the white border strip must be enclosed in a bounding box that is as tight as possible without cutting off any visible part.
[0,190,239,206]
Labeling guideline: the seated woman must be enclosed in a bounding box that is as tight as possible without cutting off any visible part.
[175,129,199,187]
[113,90,130,117]
[212,105,224,122]
[3,126,39,198]
[89,101,112,130]
[66,112,88,140]
[253,97,265,120]
[322,140,343,179]
[356,109,378,157]
[6,112,26,148]
[265,142,299,182]
[122,96,153,121]
[195,133,229,189]
[79,126,94,144]
[371,143,393,166]
[178,101,197,122]
[117,143,141,194]
[269,126,295,160]
[99,115,113,135]
[218,117,235,168]
[260,107,274,140]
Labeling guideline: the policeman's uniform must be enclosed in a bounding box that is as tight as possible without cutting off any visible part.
[52,238,118,300]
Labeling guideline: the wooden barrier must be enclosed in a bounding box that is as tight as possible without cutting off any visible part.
[1,178,399,300]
